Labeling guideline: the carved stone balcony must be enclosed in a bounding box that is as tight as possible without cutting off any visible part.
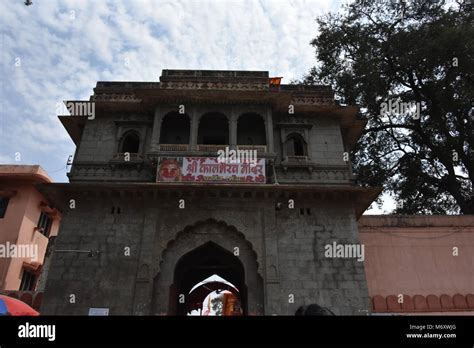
[112,153,144,161]
[284,155,308,164]
[280,156,310,172]
[109,153,144,170]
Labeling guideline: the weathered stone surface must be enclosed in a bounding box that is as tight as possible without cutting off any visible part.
[41,195,369,315]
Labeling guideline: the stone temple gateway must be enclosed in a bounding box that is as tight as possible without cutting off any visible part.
[39,70,380,315]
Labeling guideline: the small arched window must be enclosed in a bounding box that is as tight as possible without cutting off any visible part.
[121,132,140,153]
[285,134,306,156]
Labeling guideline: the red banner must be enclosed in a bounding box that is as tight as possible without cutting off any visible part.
[156,157,266,183]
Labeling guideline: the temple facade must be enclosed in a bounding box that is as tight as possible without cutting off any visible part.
[39,69,380,315]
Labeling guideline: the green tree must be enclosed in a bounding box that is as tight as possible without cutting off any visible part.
[303,0,473,214]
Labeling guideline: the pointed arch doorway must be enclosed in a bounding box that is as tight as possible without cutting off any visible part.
[152,219,264,316]
[171,242,247,315]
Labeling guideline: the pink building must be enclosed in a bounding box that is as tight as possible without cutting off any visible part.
[359,215,474,315]
[0,165,61,292]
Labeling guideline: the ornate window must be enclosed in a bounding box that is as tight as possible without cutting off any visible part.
[120,131,140,154]
[285,133,307,157]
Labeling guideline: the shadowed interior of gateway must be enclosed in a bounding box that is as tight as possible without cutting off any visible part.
[172,242,246,315]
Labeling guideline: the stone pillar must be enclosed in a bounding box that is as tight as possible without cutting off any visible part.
[132,203,157,315]
[265,108,274,153]
[230,107,238,150]
[189,107,199,151]
[150,107,163,152]
[263,206,281,315]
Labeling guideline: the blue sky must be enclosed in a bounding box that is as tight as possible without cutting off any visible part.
[0,0,391,213]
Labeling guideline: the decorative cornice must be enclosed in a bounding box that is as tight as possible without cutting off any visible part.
[92,93,142,102]
[372,294,474,312]
[159,81,269,91]
[291,95,334,106]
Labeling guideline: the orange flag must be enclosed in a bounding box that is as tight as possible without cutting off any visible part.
[269,77,282,86]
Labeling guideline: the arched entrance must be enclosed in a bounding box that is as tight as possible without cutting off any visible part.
[151,219,264,315]
[173,242,246,315]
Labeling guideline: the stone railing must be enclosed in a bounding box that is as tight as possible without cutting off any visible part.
[236,145,267,155]
[197,144,228,152]
[158,144,189,151]
[157,144,267,154]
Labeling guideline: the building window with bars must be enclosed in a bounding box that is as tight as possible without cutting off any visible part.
[19,269,37,291]
[37,211,53,237]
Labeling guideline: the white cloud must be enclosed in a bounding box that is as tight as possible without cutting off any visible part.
[0,154,14,164]
[0,0,344,182]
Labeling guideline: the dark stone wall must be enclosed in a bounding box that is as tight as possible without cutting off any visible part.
[41,193,369,315]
